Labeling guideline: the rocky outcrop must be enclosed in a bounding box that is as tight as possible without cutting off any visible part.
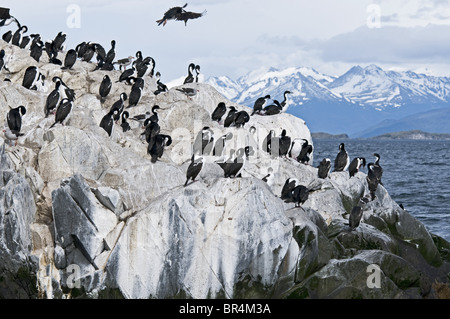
[0,144,38,298]
[0,39,449,299]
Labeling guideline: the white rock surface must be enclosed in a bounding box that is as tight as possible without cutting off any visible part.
[0,39,448,299]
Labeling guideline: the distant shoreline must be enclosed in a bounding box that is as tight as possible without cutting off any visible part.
[310,132,350,140]
[312,130,450,141]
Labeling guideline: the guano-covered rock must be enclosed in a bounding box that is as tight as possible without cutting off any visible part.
[0,38,449,300]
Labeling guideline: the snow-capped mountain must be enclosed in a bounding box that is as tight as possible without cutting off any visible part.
[328,64,450,108]
[207,66,341,108]
[205,65,450,136]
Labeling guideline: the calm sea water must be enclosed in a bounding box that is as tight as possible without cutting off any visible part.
[312,139,450,242]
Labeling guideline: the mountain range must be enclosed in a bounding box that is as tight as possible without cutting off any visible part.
[205,65,450,137]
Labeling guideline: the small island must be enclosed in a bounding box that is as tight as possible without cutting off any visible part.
[311,132,349,140]
[372,130,450,140]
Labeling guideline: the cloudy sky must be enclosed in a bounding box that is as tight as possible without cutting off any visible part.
[2,0,450,81]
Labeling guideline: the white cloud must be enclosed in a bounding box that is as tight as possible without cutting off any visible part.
[1,0,450,80]
[374,0,450,27]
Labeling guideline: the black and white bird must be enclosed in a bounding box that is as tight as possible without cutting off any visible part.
[0,8,18,27]
[367,153,383,200]
[19,33,30,49]
[7,105,26,134]
[80,42,95,62]
[317,158,331,179]
[251,95,271,116]
[233,110,250,128]
[154,72,168,95]
[11,25,27,47]
[148,134,172,163]
[184,154,204,187]
[175,9,206,26]
[156,3,188,26]
[0,49,5,72]
[130,111,151,128]
[52,77,75,101]
[298,140,313,164]
[262,100,283,116]
[349,206,363,231]
[105,40,116,64]
[223,106,238,128]
[94,54,115,71]
[52,31,66,52]
[75,41,88,58]
[176,87,197,98]
[373,153,382,178]
[130,76,144,88]
[22,66,44,90]
[110,93,127,122]
[183,63,196,84]
[132,105,160,127]
[348,197,370,231]
[61,49,77,70]
[120,111,131,132]
[118,66,136,83]
[93,43,106,62]
[136,57,155,78]
[29,35,44,62]
[217,146,254,178]
[290,185,310,208]
[2,30,12,43]
[281,179,317,208]
[193,126,214,156]
[2,29,12,43]
[141,120,160,146]
[99,108,119,137]
[333,143,350,172]
[194,64,200,82]
[148,105,161,123]
[133,51,143,68]
[262,129,275,154]
[45,40,62,65]
[278,129,291,157]
[349,157,366,178]
[289,138,313,164]
[280,90,292,109]
[157,3,206,26]
[99,75,112,104]
[212,132,233,158]
[211,102,227,123]
[113,56,134,71]
[49,98,73,128]
[265,129,288,157]
[280,178,298,201]
[45,81,61,117]
[127,84,142,108]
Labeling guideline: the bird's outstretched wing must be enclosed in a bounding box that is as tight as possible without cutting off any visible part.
[175,10,206,25]
[156,3,188,26]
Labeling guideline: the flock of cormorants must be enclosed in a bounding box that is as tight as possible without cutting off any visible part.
[0,6,384,231]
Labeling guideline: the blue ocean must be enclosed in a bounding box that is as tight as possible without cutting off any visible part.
[312,139,450,242]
